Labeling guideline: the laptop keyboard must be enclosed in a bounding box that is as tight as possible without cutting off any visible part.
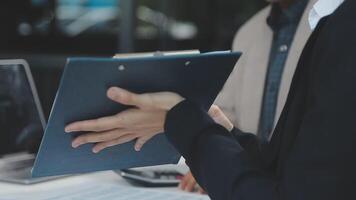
[5,159,34,171]
[0,158,34,178]
[1,166,32,179]
[0,154,35,172]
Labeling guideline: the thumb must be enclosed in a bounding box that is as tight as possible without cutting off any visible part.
[208,105,234,131]
[107,87,143,107]
[107,87,184,111]
[208,105,222,119]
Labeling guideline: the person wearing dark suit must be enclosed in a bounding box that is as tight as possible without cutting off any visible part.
[66,0,356,199]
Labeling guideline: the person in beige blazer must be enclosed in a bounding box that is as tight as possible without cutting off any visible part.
[179,0,317,193]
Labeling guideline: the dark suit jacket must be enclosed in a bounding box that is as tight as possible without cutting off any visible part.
[164,1,356,199]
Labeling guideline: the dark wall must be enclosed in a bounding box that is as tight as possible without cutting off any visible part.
[0,0,267,118]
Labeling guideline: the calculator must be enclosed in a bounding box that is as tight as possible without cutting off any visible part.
[119,169,184,187]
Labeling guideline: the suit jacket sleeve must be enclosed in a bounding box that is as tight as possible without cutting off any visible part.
[164,101,279,200]
[164,9,356,200]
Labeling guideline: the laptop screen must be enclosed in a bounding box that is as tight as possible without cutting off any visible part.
[0,63,45,156]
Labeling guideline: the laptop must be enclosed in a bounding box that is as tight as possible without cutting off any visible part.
[0,59,61,184]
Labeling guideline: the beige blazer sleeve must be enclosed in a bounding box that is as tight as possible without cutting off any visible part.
[215,6,273,133]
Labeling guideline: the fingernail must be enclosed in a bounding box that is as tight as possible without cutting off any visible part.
[108,90,115,98]
[108,87,120,98]
[92,149,99,154]
[135,145,142,152]
[72,142,80,148]
[65,125,77,133]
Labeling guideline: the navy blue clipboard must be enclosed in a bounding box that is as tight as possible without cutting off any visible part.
[32,51,241,177]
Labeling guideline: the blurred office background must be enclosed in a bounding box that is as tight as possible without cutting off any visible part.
[0,0,266,118]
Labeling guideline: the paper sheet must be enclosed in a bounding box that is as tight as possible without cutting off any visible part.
[1,182,209,200]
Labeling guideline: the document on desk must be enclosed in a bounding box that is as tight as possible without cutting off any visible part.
[32,51,241,177]
[1,183,210,200]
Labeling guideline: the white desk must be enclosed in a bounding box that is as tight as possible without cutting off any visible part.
[0,159,193,199]
[0,171,182,195]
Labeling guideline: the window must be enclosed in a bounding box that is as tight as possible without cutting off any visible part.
[56,0,120,37]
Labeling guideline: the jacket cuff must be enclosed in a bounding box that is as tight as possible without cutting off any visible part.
[164,100,216,159]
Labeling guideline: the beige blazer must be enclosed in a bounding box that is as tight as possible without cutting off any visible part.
[215,0,317,134]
